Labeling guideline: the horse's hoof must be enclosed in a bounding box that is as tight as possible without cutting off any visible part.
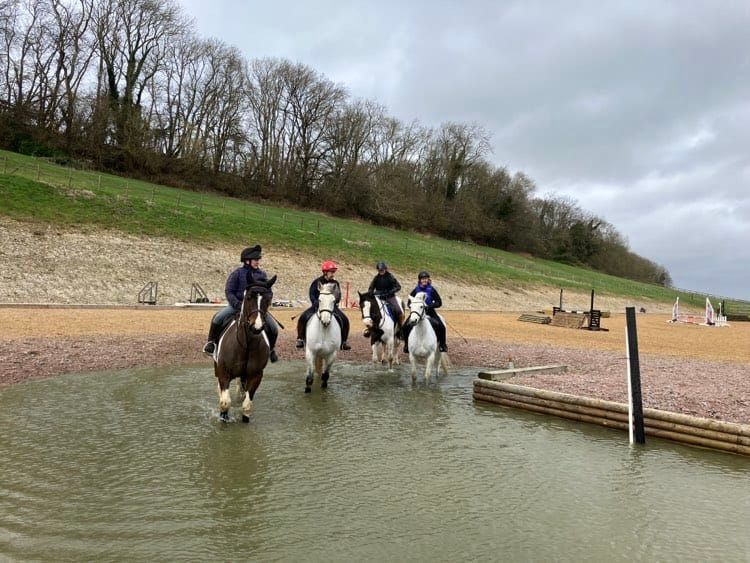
[304,387,312,393]
[219,412,229,422]
[321,380,328,389]
[241,415,250,423]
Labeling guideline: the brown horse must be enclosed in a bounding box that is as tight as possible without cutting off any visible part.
[213,276,276,422]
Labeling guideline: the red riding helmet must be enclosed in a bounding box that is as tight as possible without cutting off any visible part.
[321,260,338,273]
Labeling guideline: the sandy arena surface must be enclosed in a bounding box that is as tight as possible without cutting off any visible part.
[1,216,748,425]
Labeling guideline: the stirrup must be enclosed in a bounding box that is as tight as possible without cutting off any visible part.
[295,338,305,349]
[269,350,278,363]
[341,341,351,350]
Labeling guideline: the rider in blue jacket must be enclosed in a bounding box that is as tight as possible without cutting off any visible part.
[402,271,447,354]
[202,245,279,362]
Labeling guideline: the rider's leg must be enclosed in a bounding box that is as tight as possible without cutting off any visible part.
[388,296,405,338]
[296,307,314,348]
[428,310,448,352]
[334,308,351,350]
[265,314,279,362]
[401,323,412,353]
[203,305,235,354]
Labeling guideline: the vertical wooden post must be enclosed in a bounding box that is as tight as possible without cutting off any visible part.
[625,307,646,445]
[559,289,563,310]
[36,164,41,180]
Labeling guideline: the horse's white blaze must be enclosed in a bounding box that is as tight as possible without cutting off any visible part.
[253,294,264,331]
[361,301,373,328]
[241,391,253,417]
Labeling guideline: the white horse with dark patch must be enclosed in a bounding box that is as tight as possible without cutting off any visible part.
[405,292,449,382]
[303,283,342,393]
[358,291,400,370]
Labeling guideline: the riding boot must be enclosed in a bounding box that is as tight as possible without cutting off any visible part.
[295,315,305,348]
[203,320,222,354]
[335,308,351,350]
[435,320,448,352]
[265,314,279,363]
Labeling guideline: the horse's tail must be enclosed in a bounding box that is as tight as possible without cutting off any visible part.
[314,355,324,376]
[439,352,451,375]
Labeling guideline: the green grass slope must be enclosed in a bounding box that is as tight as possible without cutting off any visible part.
[0,149,740,310]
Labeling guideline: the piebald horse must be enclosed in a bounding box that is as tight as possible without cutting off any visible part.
[405,291,449,382]
[303,282,342,393]
[358,291,400,370]
[213,276,276,422]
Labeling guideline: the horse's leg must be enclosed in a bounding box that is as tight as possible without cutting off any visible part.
[236,378,247,404]
[305,356,314,393]
[385,338,395,371]
[216,374,231,422]
[241,372,263,422]
[424,352,436,383]
[410,353,418,382]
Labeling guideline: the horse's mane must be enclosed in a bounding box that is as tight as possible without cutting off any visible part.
[319,282,337,295]
[411,291,427,303]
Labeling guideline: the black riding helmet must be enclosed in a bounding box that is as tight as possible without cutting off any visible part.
[241,245,262,262]
[376,261,388,271]
[418,271,430,280]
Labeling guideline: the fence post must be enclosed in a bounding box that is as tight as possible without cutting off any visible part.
[625,306,645,445]
[36,164,40,180]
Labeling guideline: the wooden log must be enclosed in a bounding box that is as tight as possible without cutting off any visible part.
[473,380,750,456]
[475,386,750,447]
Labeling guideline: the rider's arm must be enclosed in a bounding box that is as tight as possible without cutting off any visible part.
[225,269,242,309]
[309,279,320,307]
[430,287,442,309]
[391,276,401,296]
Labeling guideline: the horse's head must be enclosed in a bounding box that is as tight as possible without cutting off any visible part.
[358,291,379,328]
[240,276,276,333]
[317,282,337,327]
[406,292,427,325]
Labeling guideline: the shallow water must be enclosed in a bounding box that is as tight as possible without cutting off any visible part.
[1,361,748,561]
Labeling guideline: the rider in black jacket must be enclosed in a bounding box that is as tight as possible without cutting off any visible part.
[295,260,351,350]
[367,261,404,335]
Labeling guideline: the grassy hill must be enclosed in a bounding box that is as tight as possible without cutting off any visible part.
[0,149,741,311]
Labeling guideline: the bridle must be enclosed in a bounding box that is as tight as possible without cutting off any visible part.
[407,299,426,325]
[238,289,266,340]
[316,289,336,326]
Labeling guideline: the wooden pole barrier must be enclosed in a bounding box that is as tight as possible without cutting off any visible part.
[473,380,750,456]
[626,306,646,444]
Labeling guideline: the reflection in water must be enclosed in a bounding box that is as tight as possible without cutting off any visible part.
[0,362,749,561]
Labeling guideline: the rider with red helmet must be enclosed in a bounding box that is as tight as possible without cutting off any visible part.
[295,260,351,350]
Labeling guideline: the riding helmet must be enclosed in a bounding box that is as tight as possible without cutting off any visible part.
[241,245,262,262]
[321,260,338,272]
[376,261,388,271]
[418,271,430,280]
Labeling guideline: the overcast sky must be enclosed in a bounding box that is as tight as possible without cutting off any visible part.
[178,0,750,300]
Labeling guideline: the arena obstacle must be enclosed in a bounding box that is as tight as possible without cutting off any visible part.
[472,380,750,456]
[668,297,729,327]
[551,289,608,331]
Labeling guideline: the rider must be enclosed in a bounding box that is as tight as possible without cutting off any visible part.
[202,244,280,362]
[295,260,351,350]
[367,261,404,337]
[402,271,447,354]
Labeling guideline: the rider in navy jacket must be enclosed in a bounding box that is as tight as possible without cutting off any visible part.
[402,271,447,354]
[203,245,280,361]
